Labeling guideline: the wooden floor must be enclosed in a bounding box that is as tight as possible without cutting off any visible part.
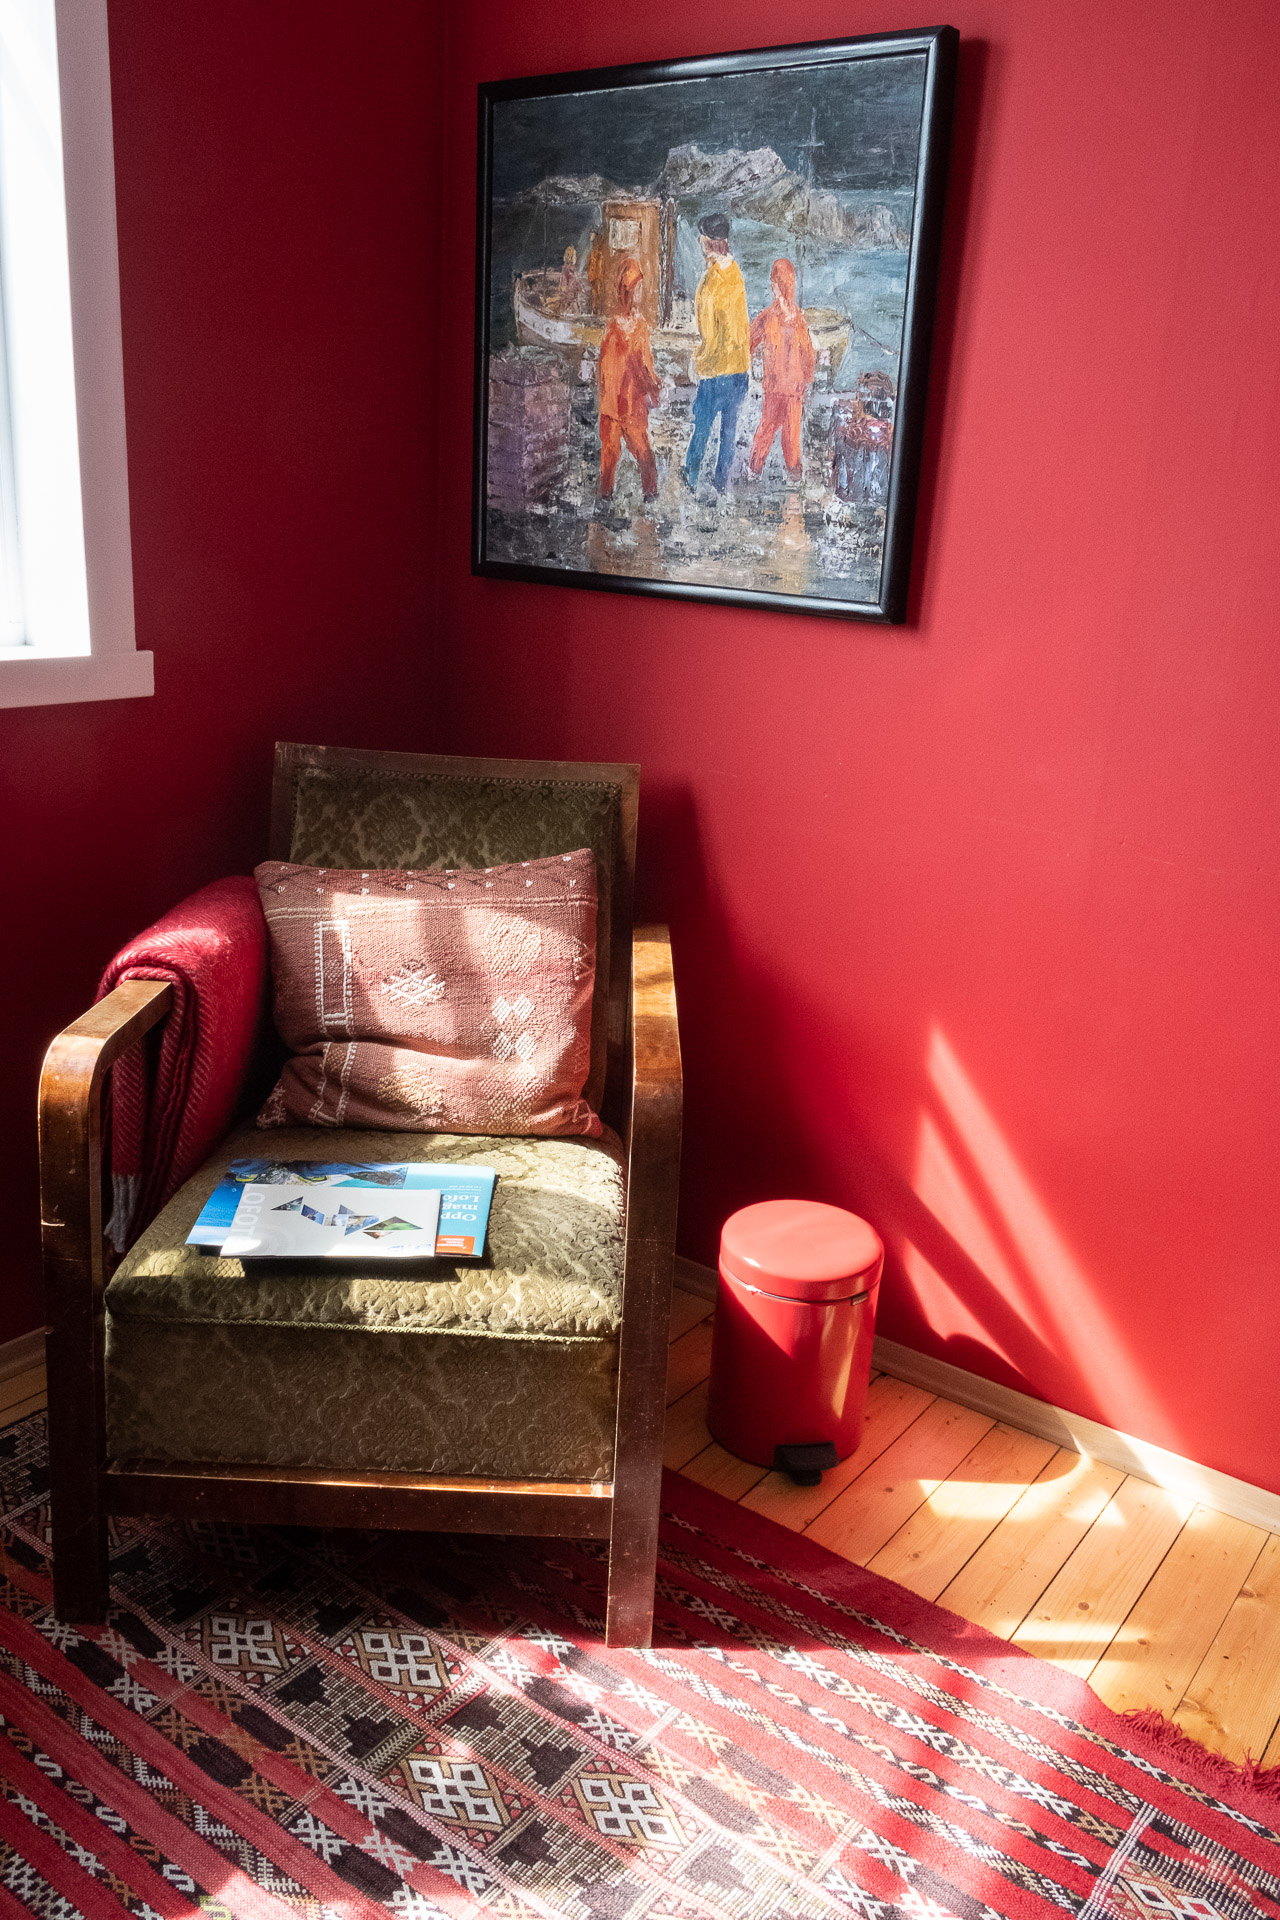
[664,1286,1280,1772]
[0,1360,46,1433]
[6,1294,1280,1772]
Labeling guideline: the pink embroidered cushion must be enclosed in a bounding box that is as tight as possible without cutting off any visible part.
[254,849,601,1137]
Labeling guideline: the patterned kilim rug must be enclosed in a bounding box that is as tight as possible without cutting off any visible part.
[1,1411,1278,1920]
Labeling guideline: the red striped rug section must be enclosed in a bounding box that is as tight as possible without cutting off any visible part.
[0,1718,203,1920]
[0,1536,521,1920]
[652,1582,1100,1909]
[0,1877,56,1920]
[319,1526,849,1919]
[398,1483,1280,1915]
[655,1476,1280,1906]
[0,1658,267,1918]
[118,1513,879,1920]
[141,1583,675,1912]
[632,1536,1113,1863]
[0,1590,480,1920]
[375,1527,1045,1920]
[0,1612,309,1920]
[120,1630,676,1920]
[0,1539,523,1920]
[420,1545,897,1915]
[432,1523,1102,1902]
[3,1523,735,1920]
[0,1557,527,1920]
[156,1664,516,1920]
[424,1527,1079,1918]
[0,1779,133,1920]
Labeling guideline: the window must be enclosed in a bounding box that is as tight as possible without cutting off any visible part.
[0,0,150,708]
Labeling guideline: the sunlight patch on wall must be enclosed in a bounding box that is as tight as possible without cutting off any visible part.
[902,1026,1172,1442]
[902,1113,1023,1367]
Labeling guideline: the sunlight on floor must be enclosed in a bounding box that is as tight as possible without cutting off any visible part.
[917,1475,1067,1522]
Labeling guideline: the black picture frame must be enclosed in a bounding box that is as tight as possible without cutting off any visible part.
[473,27,957,624]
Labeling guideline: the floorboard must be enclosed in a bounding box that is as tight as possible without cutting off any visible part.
[680,1441,769,1502]
[741,1374,931,1533]
[936,1450,1126,1637]
[663,1381,713,1472]
[1174,1532,1280,1765]
[1088,1505,1268,1720]
[668,1288,713,1343]
[0,1363,45,1413]
[1011,1477,1194,1677]
[0,1390,46,1425]
[805,1398,995,1565]
[666,1321,715,1405]
[867,1422,1058,1603]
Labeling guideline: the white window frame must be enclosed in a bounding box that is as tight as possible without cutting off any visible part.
[0,0,150,708]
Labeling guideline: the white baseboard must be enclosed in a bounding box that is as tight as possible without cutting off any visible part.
[0,1328,45,1383]
[673,1257,1280,1536]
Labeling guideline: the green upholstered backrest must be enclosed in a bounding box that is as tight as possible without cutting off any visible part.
[269,743,639,1113]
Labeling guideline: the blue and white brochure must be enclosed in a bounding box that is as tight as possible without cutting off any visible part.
[186,1159,497,1258]
[220,1182,441,1259]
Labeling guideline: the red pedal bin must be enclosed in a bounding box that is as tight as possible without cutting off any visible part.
[707,1200,884,1476]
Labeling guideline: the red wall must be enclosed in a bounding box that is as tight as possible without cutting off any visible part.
[0,1,443,1340]
[437,2,1280,1489]
[7,2,1279,1499]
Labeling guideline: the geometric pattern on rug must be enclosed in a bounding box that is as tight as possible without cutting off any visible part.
[1,1410,1278,1919]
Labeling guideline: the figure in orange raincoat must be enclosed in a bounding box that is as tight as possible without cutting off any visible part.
[748,259,816,482]
[597,258,660,502]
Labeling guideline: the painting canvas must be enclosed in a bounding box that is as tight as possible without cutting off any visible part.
[473,29,956,623]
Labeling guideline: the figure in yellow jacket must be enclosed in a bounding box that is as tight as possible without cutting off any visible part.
[682,213,750,494]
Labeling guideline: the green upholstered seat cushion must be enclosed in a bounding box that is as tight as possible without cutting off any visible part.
[105,1317,618,1479]
[106,1122,626,1339]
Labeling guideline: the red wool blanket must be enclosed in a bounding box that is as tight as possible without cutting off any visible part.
[95,875,268,1249]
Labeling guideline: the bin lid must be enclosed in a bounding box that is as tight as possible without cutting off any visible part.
[720,1200,883,1301]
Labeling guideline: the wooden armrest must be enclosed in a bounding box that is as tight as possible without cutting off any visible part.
[39,979,174,1296]
[620,921,682,1341]
[627,923,682,1164]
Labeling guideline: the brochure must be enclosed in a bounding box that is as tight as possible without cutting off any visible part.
[186,1158,497,1258]
[220,1183,441,1259]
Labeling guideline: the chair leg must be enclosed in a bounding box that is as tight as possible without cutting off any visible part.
[605,1239,675,1647]
[605,1495,660,1648]
[46,1328,110,1624]
[50,1504,109,1624]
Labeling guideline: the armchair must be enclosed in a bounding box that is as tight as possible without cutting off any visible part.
[39,743,681,1647]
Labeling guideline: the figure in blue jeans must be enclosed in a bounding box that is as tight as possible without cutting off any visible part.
[683,214,751,494]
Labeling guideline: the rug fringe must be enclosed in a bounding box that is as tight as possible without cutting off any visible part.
[1119,1707,1280,1806]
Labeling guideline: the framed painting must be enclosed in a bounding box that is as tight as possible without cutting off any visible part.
[473,28,957,624]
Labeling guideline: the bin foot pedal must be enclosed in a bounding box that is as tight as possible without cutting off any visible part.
[774,1442,839,1486]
